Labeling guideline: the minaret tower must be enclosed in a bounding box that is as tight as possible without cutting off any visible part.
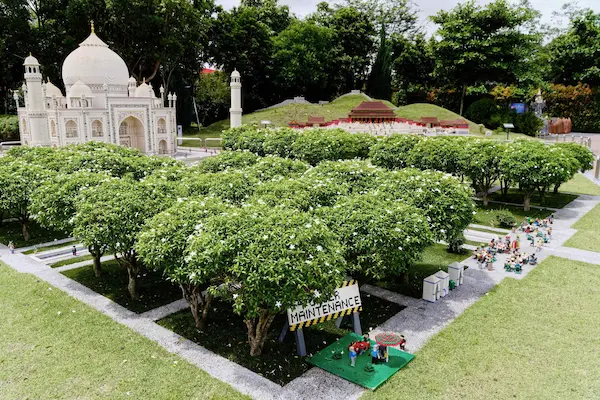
[230,69,242,128]
[23,54,50,146]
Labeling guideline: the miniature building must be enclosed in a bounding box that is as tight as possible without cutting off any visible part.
[348,101,397,123]
[422,274,441,302]
[419,117,439,128]
[15,22,177,155]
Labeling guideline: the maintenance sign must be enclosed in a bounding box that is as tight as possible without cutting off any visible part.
[287,280,362,331]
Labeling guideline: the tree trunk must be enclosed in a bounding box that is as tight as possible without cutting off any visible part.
[21,220,30,242]
[553,184,560,194]
[126,267,139,300]
[482,191,489,206]
[459,84,467,116]
[524,194,532,212]
[88,246,103,277]
[181,284,212,329]
[245,311,277,357]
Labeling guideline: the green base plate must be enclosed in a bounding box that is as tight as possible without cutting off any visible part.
[306,332,415,391]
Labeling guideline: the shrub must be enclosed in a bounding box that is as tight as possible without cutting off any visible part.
[554,143,595,172]
[291,128,375,165]
[465,98,501,128]
[0,115,19,141]
[370,134,423,170]
[513,111,543,136]
[263,128,299,158]
[494,210,516,228]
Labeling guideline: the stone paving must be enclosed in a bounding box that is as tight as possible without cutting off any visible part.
[2,189,600,399]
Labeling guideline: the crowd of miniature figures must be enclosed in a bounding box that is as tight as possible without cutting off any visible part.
[472,215,553,273]
[347,333,406,367]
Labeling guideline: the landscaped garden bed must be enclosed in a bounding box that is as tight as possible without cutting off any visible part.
[158,293,403,385]
[473,203,553,228]
[51,254,94,268]
[488,188,578,209]
[61,260,182,313]
[0,220,67,248]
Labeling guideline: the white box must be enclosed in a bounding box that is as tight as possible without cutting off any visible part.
[423,274,441,302]
[448,262,464,286]
[435,270,450,297]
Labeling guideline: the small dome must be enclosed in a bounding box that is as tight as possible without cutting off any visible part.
[231,69,240,78]
[24,54,39,65]
[62,31,129,89]
[135,81,153,97]
[45,80,64,98]
[69,80,93,98]
[128,76,137,84]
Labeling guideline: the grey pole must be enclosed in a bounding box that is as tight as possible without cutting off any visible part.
[294,329,307,356]
[352,312,362,336]
[595,158,600,180]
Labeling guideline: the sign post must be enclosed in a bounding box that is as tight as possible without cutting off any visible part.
[282,280,363,356]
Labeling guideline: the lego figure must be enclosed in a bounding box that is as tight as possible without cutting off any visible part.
[349,346,357,367]
[536,239,543,252]
[486,252,493,271]
[72,245,77,256]
[379,345,389,363]
[8,241,15,254]
[371,344,380,364]
[399,335,406,351]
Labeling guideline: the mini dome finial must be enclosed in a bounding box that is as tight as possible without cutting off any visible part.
[91,20,95,34]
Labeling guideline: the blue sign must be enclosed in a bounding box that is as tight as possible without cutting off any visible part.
[510,103,526,114]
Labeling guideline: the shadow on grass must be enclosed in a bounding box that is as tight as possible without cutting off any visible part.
[61,260,182,314]
[0,220,67,248]
[158,293,403,386]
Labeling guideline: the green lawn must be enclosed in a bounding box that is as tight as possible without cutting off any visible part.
[0,262,246,400]
[51,254,94,268]
[364,257,600,400]
[159,293,403,385]
[376,244,471,298]
[395,103,480,133]
[0,220,67,248]
[61,260,182,313]
[489,188,578,209]
[473,203,554,228]
[559,173,600,196]
[564,202,600,252]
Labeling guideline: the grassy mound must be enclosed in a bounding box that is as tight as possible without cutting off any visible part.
[181,95,481,146]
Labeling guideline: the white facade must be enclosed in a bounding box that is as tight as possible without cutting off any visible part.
[230,69,242,129]
[15,25,177,155]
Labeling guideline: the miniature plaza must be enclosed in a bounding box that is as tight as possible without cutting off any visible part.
[2,179,600,399]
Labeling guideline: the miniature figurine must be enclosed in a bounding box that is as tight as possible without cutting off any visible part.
[536,239,543,252]
[398,335,406,351]
[371,344,380,364]
[72,245,77,256]
[8,241,15,254]
[349,346,357,367]
[379,345,389,363]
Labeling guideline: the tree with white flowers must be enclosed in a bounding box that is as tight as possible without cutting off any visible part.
[460,140,506,206]
[185,205,347,356]
[137,197,231,328]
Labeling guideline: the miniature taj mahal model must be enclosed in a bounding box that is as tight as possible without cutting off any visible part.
[14,23,178,155]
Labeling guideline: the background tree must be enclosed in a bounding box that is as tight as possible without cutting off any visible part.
[390,33,434,105]
[194,71,230,127]
[369,134,423,170]
[431,0,541,115]
[366,26,393,100]
[460,140,505,206]
[186,206,347,356]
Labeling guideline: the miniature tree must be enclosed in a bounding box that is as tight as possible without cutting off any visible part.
[243,155,310,181]
[302,159,385,193]
[369,134,423,170]
[318,193,433,281]
[186,206,347,356]
[460,140,506,206]
[291,128,375,165]
[539,146,579,198]
[136,197,231,328]
[195,150,259,173]
[407,136,471,177]
[30,171,111,276]
[73,178,176,299]
[377,169,475,252]
[0,160,54,241]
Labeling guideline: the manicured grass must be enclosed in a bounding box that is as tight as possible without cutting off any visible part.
[489,188,578,209]
[0,220,67,248]
[473,203,553,228]
[22,241,75,255]
[376,244,471,298]
[564,202,600,252]
[395,103,480,133]
[51,254,94,268]
[468,226,510,236]
[61,260,182,313]
[559,173,600,196]
[0,262,246,400]
[364,257,600,400]
[159,293,403,385]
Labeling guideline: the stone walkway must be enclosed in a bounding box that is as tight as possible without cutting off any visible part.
[2,190,600,400]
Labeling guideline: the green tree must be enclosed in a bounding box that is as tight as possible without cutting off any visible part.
[186,205,347,356]
[369,134,423,170]
[554,143,595,173]
[366,26,392,100]
[0,160,54,241]
[390,33,434,104]
[344,0,417,37]
[431,0,541,115]
[319,193,432,281]
[460,140,506,206]
[137,197,231,329]
[546,10,600,86]
[0,0,32,93]
[194,71,230,127]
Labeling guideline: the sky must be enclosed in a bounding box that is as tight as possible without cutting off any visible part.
[215,0,600,33]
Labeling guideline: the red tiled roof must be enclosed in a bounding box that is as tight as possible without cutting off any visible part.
[420,117,439,124]
[349,101,396,118]
[307,116,326,124]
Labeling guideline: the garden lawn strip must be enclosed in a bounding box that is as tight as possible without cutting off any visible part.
[488,188,578,209]
[559,173,600,196]
[363,257,600,400]
[23,242,75,255]
[61,260,182,314]
[473,203,553,228]
[564,201,600,252]
[375,244,470,298]
[0,220,67,248]
[0,262,246,400]
[51,254,94,268]
[158,292,403,386]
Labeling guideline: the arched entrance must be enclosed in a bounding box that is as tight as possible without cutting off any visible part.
[158,140,168,154]
[118,116,145,152]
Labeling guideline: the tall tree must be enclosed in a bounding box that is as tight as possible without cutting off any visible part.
[431,0,541,115]
[0,0,33,98]
[366,26,392,100]
[343,0,417,37]
[390,33,434,105]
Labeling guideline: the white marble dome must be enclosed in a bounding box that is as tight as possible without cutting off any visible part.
[69,80,93,98]
[62,31,129,91]
[45,80,63,98]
